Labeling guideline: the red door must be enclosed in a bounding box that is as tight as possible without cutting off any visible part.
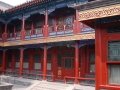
[57,57,74,79]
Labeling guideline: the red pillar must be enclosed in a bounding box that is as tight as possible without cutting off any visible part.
[86,44,90,74]
[31,22,34,35]
[29,49,34,72]
[2,50,6,73]
[80,47,86,77]
[43,44,47,80]
[3,24,7,41]
[21,16,25,40]
[13,25,16,38]
[11,51,15,71]
[52,48,57,80]
[44,9,48,37]
[75,41,79,83]
[95,27,107,90]
[19,48,24,76]
[74,9,79,34]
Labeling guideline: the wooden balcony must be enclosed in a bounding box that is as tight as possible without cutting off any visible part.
[0,22,95,47]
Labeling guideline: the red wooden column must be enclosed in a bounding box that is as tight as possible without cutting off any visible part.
[52,48,57,80]
[13,25,16,38]
[31,22,34,35]
[29,49,34,72]
[2,50,6,74]
[75,41,79,83]
[44,9,48,37]
[3,24,8,41]
[19,48,24,76]
[21,16,25,40]
[11,51,15,71]
[95,27,107,90]
[86,44,90,74]
[43,44,47,80]
[80,47,86,77]
[74,9,79,34]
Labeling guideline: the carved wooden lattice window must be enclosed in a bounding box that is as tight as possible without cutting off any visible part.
[64,16,73,30]
[108,41,120,61]
[7,54,12,68]
[24,53,29,62]
[34,54,41,63]
[57,17,64,31]
[64,58,73,69]
[90,52,95,73]
[108,41,120,85]
[109,65,120,85]
[48,19,55,32]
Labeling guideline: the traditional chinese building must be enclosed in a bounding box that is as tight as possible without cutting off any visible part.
[0,0,119,90]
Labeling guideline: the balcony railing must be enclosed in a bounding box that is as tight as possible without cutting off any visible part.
[49,24,74,37]
[1,22,95,42]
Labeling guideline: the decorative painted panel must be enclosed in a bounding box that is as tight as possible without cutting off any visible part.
[78,4,120,21]
[35,63,41,69]
[34,54,41,63]
[23,62,29,69]
[80,23,94,34]
[47,63,51,70]
[64,16,73,30]
[15,62,19,68]
[109,65,120,85]
[57,17,64,31]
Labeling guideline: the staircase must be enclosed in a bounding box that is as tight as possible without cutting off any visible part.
[27,81,74,90]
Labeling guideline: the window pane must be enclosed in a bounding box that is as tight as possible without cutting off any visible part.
[109,65,120,85]
[108,41,120,61]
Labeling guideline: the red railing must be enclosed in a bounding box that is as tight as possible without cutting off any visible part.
[1,22,95,42]
[2,26,44,41]
[48,24,74,36]
[64,76,95,84]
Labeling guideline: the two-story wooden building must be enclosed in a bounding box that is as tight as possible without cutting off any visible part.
[0,0,119,90]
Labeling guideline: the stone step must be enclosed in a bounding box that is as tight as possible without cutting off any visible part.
[30,81,70,90]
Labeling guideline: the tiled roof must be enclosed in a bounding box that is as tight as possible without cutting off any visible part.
[5,0,52,13]
[0,1,13,11]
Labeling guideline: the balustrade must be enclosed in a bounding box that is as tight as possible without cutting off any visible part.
[49,23,74,37]
[1,19,96,42]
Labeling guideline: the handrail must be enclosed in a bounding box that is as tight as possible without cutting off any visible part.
[64,76,95,84]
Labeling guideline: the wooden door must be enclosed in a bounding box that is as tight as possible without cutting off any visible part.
[57,57,74,79]
[62,57,74,78]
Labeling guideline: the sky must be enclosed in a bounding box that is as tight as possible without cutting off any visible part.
[0,0,31,6]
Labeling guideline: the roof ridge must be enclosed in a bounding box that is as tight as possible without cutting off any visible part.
[5,0,46,13]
